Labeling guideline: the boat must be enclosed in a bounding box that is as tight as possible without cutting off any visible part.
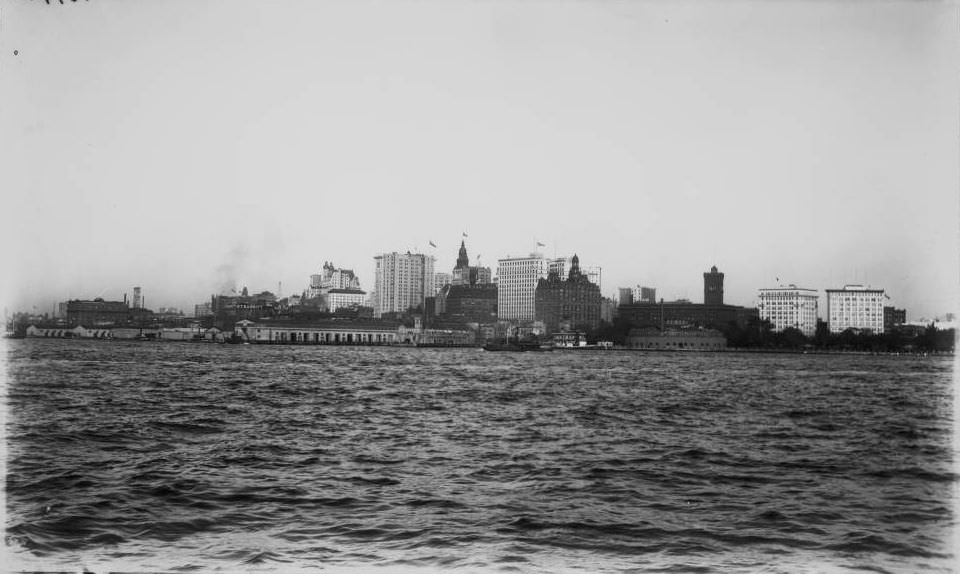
[482,328,553,352]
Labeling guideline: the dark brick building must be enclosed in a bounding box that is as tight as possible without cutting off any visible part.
[67,298,154,327]
[436,283,498,324]
[703,265,724,306]
[884,306,906,333]
[618,266,756,330]
[617,301,757,330]
[535,254,601,334]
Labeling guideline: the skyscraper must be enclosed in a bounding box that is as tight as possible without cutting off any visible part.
[373,252,435,318]
[757,286,819,337]
[703,266,724,306]
[535,254,601,334]
[826,285,885,334]
[496,253,548,321]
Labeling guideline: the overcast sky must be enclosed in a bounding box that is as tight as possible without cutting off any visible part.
[2,1,957,320]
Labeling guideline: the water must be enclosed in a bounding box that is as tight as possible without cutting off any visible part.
[3,340,956,573]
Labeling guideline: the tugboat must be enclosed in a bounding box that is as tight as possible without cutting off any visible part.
[482,328,552,352]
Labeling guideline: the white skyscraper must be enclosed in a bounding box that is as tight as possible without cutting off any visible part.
[496,254,548,321]
[757,286,819,337]
[373,252,435,318]
[826,285,885,334]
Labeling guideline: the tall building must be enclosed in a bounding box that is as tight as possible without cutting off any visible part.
[618,287,634,306]
[497,253,548,321]
[309,262,361,298]
[703,266,724,306]
[826,285,885,334]
[757,286,819,337]
[549,257,600,289]
[434,272,453,293]
[451,240,492,286]
[883,306,906,333]
[637,286,657,304]
[373,252,435,318]
[132,286,142,309]
[535,254,601,333]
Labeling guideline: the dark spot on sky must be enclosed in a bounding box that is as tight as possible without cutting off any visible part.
[13,50,18,56]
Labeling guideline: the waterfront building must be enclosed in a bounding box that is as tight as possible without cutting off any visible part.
[618,300,757,331]
[884,306,906,333]
[497,253,549,321]
[373,252,435,318]
[534,254,601,334]
[66,298,153,327]
[757,286,819,337]
[626,326,727,351]
[233,318,474,347]
[703,266,724,306]
[826,285,885,334]
[618,267,756,330]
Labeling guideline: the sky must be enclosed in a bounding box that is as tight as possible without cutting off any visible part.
[1,0,958,320]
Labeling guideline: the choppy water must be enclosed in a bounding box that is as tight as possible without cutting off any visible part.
[3,340,956,573]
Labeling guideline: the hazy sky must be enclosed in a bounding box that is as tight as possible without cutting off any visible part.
[2,1,957,320]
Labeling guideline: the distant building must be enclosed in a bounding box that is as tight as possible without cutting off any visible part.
[600,296,618,323]
[534,254,601,334]
[549,257,601,289]
[373,252,435,318]
[327,289,367,312]
[884,306,906,333]
[618,267,755,330]
[66,298,153,327]
[451,241,492,286]
[210,289,277,328]
[309,262,361,299]
[618,288,634,306]
[194,302,213,318]
[132,286,143,309]
[703,266,724,306]
[626,326,726,351]
[618,300,757,331]
[826,285,885,334]
[434,272,453,293]
[757,286,819,337]
[638,286,657,304]
[497,253,549,321]
[435,284,498,324]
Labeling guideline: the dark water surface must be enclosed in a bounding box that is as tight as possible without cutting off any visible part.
[3,340,956,573]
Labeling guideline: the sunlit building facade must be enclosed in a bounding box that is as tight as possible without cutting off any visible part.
[757,286,819,337]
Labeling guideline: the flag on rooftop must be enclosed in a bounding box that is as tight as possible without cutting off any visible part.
[429,240,436,248]
[536,241,545,247]
[462,232,468,238]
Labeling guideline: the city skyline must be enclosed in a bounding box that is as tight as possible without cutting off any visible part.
[2,2,957,321]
